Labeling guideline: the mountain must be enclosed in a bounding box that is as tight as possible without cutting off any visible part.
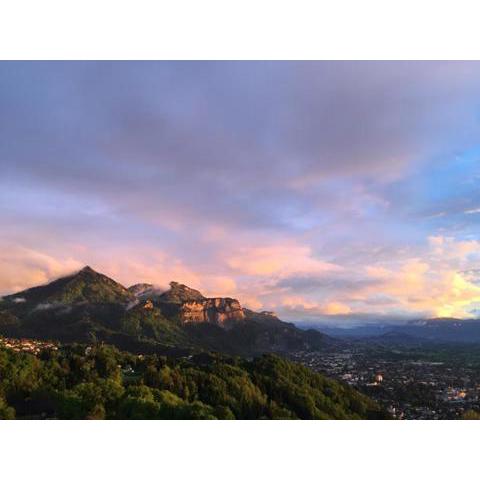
[127,282,249,328]
[320,318,480,344]
[157,281,205,303]
[397,318,480,343]
[0,267,332,356]
[179,297,246,327]
[4,266,134,305]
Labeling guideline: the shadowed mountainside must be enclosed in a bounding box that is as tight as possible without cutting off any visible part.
[0,267,334,356]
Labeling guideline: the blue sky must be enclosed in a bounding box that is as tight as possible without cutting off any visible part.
[1,61,480,323]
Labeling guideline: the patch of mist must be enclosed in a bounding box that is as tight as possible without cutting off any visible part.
[126,299,140,311]
[34,302,61,311]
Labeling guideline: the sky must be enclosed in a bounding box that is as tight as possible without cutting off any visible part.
[1,61,480,324]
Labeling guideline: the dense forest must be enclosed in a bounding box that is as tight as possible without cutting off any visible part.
[0,344,388,420]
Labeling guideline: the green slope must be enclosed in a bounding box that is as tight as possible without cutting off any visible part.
[4,266,133,305]
[0,345,388,420]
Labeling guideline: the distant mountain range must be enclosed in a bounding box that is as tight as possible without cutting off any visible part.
[319,318,480,344]
[0,266,331,356]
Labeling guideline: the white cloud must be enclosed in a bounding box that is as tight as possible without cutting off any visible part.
[465,208,480,215]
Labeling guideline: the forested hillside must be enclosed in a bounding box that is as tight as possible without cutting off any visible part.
[0,345,388,420]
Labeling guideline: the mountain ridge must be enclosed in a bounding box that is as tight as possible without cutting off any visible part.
[0,266,332,356]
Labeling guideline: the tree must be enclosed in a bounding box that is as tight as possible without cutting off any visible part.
[462,410,480,420]
[0,396,15,420]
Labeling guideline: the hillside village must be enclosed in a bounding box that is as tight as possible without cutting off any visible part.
[0,336,58,355]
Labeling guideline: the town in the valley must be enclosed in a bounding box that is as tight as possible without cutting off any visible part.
[290,343,480,420]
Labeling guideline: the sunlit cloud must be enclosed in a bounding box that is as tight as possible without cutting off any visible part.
[1,62,480,323]
[225,243,341,277]
[0,245,83,294]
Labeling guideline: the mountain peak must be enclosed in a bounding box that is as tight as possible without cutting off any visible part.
[79,265,96,274]
[6,266,133,305]
[158,281,206,304]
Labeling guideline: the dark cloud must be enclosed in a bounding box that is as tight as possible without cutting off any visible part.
[2,61,480,232]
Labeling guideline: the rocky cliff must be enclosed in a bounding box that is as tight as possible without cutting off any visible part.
[155,282,245,328]
[180,297,245,328]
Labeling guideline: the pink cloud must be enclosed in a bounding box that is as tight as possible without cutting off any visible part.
[226,243,341,277]
[0,245,83,294]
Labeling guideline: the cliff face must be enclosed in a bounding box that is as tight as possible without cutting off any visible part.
[155,282,245,328]
[179,297,245,328]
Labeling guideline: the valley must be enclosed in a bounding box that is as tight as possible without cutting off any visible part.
[291,343,480,419]
[2,266,480,420]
